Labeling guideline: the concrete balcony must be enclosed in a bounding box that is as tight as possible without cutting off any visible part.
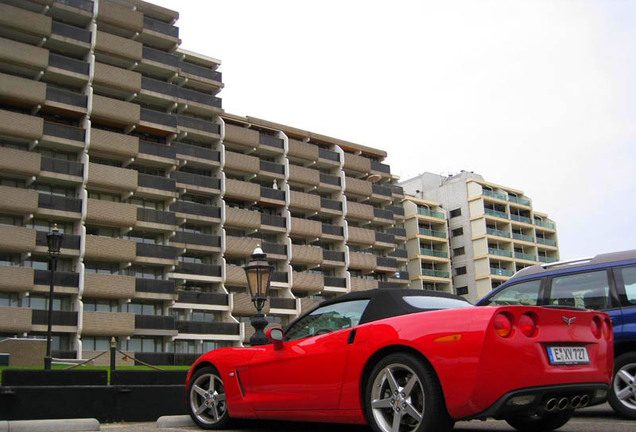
[350,277,378,292]
[171,201,221,224]
[288,165,320,188]
[224,236,259,258]
[290,217,321,239]
[176,115,220,142]
[137,173,177,200]
[0,72,46,107]
[172,142,220,169]
[94,31,142,67]
[0,266,34,294]
[346,201,374,222]
[37,193,82,220]
[287,139,319,163]
[225,265,246,287]
[0,226,36,254]
[87,162,138,193]
[171,171,220,196]
[135,243,179,266]
[223,124,259,150]
[171,231,221,253]
[322,223,344,240]
[343,152,371,175]
[91,94,140,127]
[134,314,177,337]
[93,62,142,97]
[348,252,376,272]
[86,199,138,228]
[89,128,139,160]
[224,150,259,174]
[289,190,320,213]
[291,271,323,294]
[347,227,375,247]
[0,306,32,333]
[0,3,51,42]
[0,113,44,148]
[139,16,179,51]
[97,0,143,34]
[82,311,135,337]
[84,235,136,262]
[0,186,38,216]
[290,244,322,267]
[0,38,48,74]
[83,273,136,300]
[259,185,285,207]
[134,278,176,300]
[344,177,372,199]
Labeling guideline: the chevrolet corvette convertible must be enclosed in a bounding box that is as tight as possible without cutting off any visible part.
[185,289,613,432]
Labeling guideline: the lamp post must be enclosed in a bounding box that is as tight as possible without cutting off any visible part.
[44,224,63,370]
[244,246,273,346]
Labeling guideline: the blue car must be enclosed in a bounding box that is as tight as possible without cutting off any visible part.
[477,249,636,419]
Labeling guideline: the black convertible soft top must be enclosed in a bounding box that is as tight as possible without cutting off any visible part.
[308,288,471,325]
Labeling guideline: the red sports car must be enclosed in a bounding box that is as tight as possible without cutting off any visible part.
[185,289,613,432]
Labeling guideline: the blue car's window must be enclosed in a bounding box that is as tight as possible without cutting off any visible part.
[549,271,610,310]
[284,299,369,341]
[618,265,636,305]
[482,279,541,306]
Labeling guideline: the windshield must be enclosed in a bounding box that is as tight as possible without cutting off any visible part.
[284,299,369,341]
[403,296,473,310]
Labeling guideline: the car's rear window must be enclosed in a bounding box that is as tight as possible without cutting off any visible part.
[403,296,473,310]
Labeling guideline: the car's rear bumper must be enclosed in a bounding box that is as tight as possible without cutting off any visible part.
[460,383,609,421]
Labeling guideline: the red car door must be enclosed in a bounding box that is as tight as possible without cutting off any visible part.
[238,328,352,411]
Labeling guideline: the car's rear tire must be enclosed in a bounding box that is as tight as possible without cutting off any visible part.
[186,366,232,429]
[608,352,636,419]
[364,352,454,432]
[505,410,573,432]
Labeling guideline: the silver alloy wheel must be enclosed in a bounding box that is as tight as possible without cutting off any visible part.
[613,360,636,411]
[189,371,228,426]
[370,362,425,432]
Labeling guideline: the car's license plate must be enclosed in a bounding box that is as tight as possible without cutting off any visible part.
[547,346,590,365]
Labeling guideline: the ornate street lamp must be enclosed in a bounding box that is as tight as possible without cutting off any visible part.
[44,224,63,370]
[244,246,273,346]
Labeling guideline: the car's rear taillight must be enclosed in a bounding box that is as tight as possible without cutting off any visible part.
[494,312,513,338]
[591,316,602,338]
[602,317,612,340]
[519,312,538,337]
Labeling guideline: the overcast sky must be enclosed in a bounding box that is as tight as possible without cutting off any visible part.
[150,0,635,260]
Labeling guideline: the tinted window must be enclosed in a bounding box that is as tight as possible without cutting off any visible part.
[483,279,541,306]
[548,270,610,310]
[284,299,369,341]
[403,296,472,310]
[618,265,636,305]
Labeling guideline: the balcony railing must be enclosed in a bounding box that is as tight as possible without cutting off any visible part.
[515,252,537,261]
[137,208,176,226]
[508,195,531,206]
[51,21,91,43]
[260,160,285,175]
[143,16,179,38]
[510,214,532,224]
[417,207,445,219]
[324,277,347,288]
[320,198,342,211]
[135,314,175,330]
[48,53,90,75]
[370,161,390,174]
[258,134,283,149]
[322,250,345,262]
[135,278,175,294]
[142,76,177,97]
[260,186,285,201]
[172,142,220,161]
[319,173,341,186]
[318,149,339,162]
[373,208,394,220]
[534,219,556,229]
[539,256,558,263]
[46,87,87,107]
[372,184,392,197]
[391,185,404,195]
[377,257,397,268]
[486,228,510,238]
[170,201,221,218]
[177,115,220,134]
[175,262,221,277]
[177,87,221,108]
[36,231,80,250]
[322,224,344,237]
[421,269,450,278]
[261,214,286,228]
[38,194,82,213]
[139,140,176,159]
[57,0,93,12]
[41,157,83,177]
[143,46,178,67]
[536,237,557,247]
[138,173,176,191]
[141,108,177,128]
[32,310,78,326]
[270,298,296,309]
[482,189,507,201]
[420,248,448,258]
[171,171,220,190]
[389,249,408,259]
[485,208,508,219]
[34,270,79,287]
[387,227,406,237]
[176,321,239,335]
[179,61,222,83]
[173,231,220,248]
[43,121,85,142]
[488,248,512,258]
[262,242,287,256]
[386,205,405,217]
[271,271,288,283]
[376,232,395,244]
[512,233,534,243]
[136,243,178,260]
[418,228,446,238]
[490,268,514,277]
[177,291,228,306]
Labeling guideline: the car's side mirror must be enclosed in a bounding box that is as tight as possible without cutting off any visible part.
[267,327,284,350]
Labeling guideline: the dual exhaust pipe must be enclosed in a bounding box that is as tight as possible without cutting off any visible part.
[544,394,590,411]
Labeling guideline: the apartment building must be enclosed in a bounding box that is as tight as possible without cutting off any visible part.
[0,0,407,365]
[401,171,559,303]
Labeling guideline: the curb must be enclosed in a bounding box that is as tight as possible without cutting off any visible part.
[157,415,195,429]
[0,418,99,432]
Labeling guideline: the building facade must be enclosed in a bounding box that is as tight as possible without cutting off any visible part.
[401,171,559,303]
[0,0,407,365]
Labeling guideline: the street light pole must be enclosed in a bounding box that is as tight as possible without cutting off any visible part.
[44,224,63,370]
[244,246,273,346]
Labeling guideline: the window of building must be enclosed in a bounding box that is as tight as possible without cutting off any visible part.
[451,227,463,237]
[455,286,468,296]
[455,266,467,276]
[82,336,111,351]
[453,247,465,256]
[83,299,118,313]
[450,208,462,218]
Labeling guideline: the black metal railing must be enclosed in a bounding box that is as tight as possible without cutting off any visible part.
[143,16,179,38]
[172,231,221,248]
[46,87,87,108]
[179,61,222,82]
[177,87,221,108]
[137,208,177,226]
[171,171,221,190]
[261,214,286,228]
[374,208,394,220]
[51,21,91,43]
[386,205,405,217]
[32,310,78,326]
[172,142,220,161]
[135,314,175,330]
[136,243,178,260]
[137,173,176,191]
[143,46,178,67]
[177,291,228,306]
[387,227,406,237]
[321,198,342,211]
[259,134,284,149]
[38,194,82,213]
[319,173,341,186]
[139,140,176,159]
[177,115,220,134]
[372,184,392,197]
[175,262,222,277]
[262,242,287,256]
[43,121,85,142]
[324,276,347,288]
[141,76,177,97]
[389,249,408,259]
[34,270,79,287]
[170,201,221,218]
[375,232,396,244]
[318,149,339,162]
[176,321,239,335]
[260,186,285,201]
[48,53,89,75]
[322,224,344,237]
[371,161,391,174]
[40,157,84,177]
[141,108,177,128]
[135,278,175,294]
[323,250,345,262]
[391,185,404,195]
[57,0,93,12]
[377,257,397,268]
[35,231,80,250]
[270,298,296,309]
[260,160,285,175]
